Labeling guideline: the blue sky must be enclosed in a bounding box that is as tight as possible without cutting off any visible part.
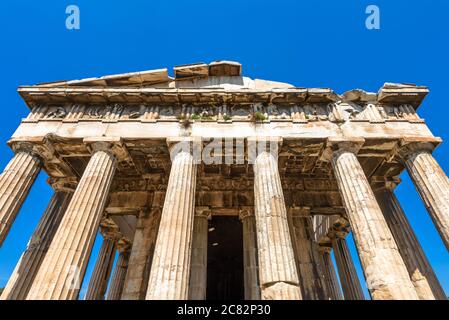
[0,1,448,299]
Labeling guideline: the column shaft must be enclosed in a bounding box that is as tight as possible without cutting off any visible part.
[188,208,210,300]
[319,248,343,300]
[107,252,130,300]
[240,210,261,300]
[85,237,117,300]
[27,149,116,300]
[332,149,418,300]
[253,149,301,300]
[376,188,446,300]
[146,147,197,300]
[404,150,449,251]
[332,237,365,300]
[290,213,328,300]
[121,208,162,300]
[1,190,73,300]
[0,150,41,245]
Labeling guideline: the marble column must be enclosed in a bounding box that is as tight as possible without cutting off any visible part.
[0,143,42,246]
[332,235,365,300]
[27,142,117,300]
[188,207,210,300]
[85,236,117,300]
[146,138,197,300]
[318,246,343,300]
[375,183,446,300]
[121,208,162,300]
[252,138,302,300]
[289,208,328,300]
[330,139,419,300]
[239,208,261,300]
[0,179,74,300]
[399,140,449,251]
[107,247,130,300]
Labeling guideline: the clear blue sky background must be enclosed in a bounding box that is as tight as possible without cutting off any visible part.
[0,1,447,299]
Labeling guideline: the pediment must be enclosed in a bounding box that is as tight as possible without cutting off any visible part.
[30,61,296,91]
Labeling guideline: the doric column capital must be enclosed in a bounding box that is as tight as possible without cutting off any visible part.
[247,136,283,146]
[166,137,202,164]
[117,238,132,254]
[331,229,349,240]
[327,217,350,240]
[247,136,282,156]
[83,136,124,160]
[384,180,399,191]
[322,137,365,162]
[49,177,78,193]
[167,136,202,147]
[8,135,79,178]
[397,137,441,161]
[330,137,365,154]
[376,180,399,192]
[333,216,350,230]
[100,227,121,242]
[9,141,37,155]
[195,206,211,219]
[239,207,254,221]
[100,217,122,241]
[8,137,56,163]
[318,244,332,254]
[247,137,282,165]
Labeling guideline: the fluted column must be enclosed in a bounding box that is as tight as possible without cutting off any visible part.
[107,246,130,300]
[289,208,328,300]
[146,138,198,300]
[330,138,419,300]
[318,246,343,300]
[332,235,365,300]
[375,183,446,300]
[188,207,210,300]
[0,143,42,246]
[27,142,117,300]
[1,179,75,300]
[399,140,449,251]
[121,207,162,300]
[252,138,302,300]
[84,235,117,300]
[239,208,261,300]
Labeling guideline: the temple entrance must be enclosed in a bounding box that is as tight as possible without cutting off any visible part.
[206,216,244,300]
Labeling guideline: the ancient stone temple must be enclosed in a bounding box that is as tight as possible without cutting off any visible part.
[0,61,447,300]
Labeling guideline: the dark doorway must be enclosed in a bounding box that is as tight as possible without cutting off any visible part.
[206,216,244,300]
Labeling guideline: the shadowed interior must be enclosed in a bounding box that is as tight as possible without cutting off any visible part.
[206,216,244,300]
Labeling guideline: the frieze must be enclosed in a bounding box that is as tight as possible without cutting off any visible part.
[378,104,423,122]
[23,102,423,124]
